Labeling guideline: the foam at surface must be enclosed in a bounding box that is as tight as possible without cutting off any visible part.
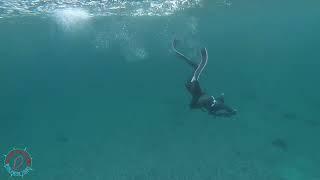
[0,0,201,18]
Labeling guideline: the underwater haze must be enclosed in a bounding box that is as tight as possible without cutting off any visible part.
[1,0,320,179]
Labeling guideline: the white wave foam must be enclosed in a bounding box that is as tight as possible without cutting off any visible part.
[53,8,91,31]
[0,0,201,18]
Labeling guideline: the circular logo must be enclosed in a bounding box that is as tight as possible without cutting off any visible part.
[3,147,32,177]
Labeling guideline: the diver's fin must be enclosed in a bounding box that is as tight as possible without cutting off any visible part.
[201,48,208,62]
[191,48,208,82]
[172,39,198,69]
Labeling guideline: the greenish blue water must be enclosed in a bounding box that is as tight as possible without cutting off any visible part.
[1,0,320,179]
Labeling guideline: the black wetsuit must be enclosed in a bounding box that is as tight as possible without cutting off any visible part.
[173,39,237,117]
[186,80,236,117]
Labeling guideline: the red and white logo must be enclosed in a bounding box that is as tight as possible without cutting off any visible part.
[3,147,32,177]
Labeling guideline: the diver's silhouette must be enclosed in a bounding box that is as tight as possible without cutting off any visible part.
[172,39,237,117]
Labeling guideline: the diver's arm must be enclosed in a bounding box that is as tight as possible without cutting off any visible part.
[211,111,235,117]
[210,104,237,117]
[210,110,237,117]
[172,39,198,69]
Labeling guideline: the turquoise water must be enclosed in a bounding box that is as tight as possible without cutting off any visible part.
[1,0,320,179]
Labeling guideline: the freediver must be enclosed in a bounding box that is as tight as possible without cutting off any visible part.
[172,39,237,117]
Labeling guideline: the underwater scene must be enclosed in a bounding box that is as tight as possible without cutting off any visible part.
[0,0,320,179]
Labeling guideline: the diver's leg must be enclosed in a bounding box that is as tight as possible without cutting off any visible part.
[185,80,203,108]
[191,48,208,82]
[172,39,198,69]
[185,80,203,96]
